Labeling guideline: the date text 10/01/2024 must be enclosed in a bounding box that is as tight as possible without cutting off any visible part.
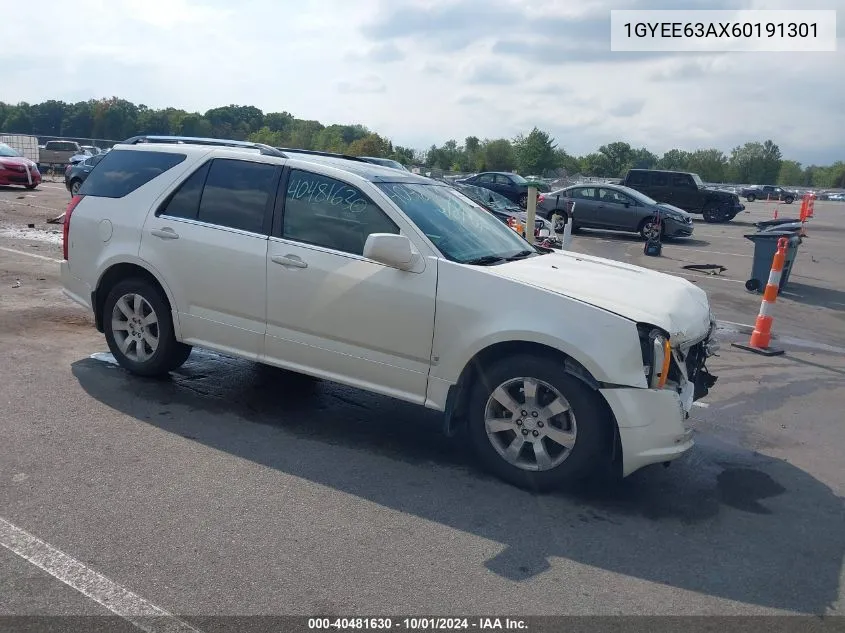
[308,617,528,630]
[623,22,819,38]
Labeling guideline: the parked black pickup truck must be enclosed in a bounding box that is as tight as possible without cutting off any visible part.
[740,185,797,203]
[621,168,745,223]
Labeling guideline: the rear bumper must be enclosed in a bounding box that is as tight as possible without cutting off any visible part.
[600,387,694,477]
[60,261,93,311]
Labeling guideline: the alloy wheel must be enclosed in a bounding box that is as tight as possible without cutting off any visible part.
[483,377,577,471]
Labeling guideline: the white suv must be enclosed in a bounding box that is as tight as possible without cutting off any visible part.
[60,137,719,491]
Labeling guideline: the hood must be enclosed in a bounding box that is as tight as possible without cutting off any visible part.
[489,251,713,343]
[0,156,33,167]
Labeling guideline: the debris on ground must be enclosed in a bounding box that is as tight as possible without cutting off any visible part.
[11,279,21,288]
[682,264,728,275]
[46,213,65,224]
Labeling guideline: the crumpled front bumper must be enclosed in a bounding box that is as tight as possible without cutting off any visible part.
[603,321,719,477]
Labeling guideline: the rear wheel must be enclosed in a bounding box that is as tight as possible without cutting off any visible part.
[25,183,37,190]
[784,196,795,204]
[103,278,192,377]
[70,180,82,196]
[466,354,612,491]
[746,193,756,202]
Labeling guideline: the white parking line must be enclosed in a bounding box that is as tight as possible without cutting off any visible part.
[0,246,62,263]
[0,516,203,633]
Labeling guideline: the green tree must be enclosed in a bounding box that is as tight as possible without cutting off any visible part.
[686,148,728,182]
[91,98,139,139]
[777,160,803,186]
[553,149,580,175]
[136,107,173,135]
[482,139,515,172]
[177,113,213,137]
[657,149,692,171]
[2,106,33,134]
[595,141,635,177]
[579,152,610,176]
[30,100,67,135]
[728,140,782,184]
[347,133,390,157]
[513,128,557,175]
[629,147,658,170]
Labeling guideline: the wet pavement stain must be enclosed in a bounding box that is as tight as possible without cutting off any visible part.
[717,468,786,514]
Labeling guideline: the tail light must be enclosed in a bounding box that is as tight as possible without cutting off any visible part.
[63,195,84,260]
[537,194,545,203]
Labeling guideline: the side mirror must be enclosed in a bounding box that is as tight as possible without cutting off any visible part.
[363,233,421,271]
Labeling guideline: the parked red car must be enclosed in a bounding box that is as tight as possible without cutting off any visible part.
[0,143,41,189]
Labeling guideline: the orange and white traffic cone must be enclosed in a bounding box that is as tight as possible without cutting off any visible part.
[732,236,788,356]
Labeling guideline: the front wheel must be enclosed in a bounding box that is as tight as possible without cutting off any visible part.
[702,203,731,223]
[639,217,663,240]
[25,183,37,190]
[70,180,82,196]
[784,196,795,204]
[547,209,567,233]
[466,354,612,491]
[103,278,192,377]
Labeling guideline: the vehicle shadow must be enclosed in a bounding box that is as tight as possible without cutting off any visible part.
[576,229,711,248]
[780,281,845,313]
[71,353,845,614]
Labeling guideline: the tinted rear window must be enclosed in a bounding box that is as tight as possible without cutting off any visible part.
[78,149,186,198]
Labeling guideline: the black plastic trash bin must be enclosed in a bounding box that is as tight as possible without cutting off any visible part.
[744,230,802,293]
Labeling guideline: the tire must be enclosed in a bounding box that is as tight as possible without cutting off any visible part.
[70,180,82,196]
[746,194,756,202]
[638,217,663,241]
[518,193,528,208]
[702,203,730,223]
[25,183,37,190]
[103,278,192,377]
[784,196,794,204]
[546,209,567,233]
[466,354,612,491]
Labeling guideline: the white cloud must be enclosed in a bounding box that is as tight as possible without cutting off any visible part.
[1,0,842,164]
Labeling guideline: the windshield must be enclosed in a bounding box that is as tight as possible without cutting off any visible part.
[454,183,519,211]
[377,183,535,264]
[509,173,528,184]
[0,144,22,158]
[620,186,658,206]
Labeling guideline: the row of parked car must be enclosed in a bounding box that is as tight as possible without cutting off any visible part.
[450,167,749,240]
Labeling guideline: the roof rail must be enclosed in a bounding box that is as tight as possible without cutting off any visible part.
[275,147,370,163]
[120,135,286,158]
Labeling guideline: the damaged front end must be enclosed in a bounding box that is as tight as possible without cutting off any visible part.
[638,319,719,416]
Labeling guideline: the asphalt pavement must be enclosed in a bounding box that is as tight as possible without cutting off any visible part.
[1,182,844,627]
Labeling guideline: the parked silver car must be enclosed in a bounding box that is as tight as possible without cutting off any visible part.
[537,183,694,240]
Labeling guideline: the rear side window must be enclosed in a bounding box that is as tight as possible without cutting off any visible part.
[651,172,669,186]
[626,171,648,186]
[78,150,186,198]
[196,158,277,233]
[157,162,211,220]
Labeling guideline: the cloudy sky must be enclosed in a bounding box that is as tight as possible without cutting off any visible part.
[3,0,843,164]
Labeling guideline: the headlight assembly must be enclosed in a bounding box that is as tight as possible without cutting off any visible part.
[638,324,672,388]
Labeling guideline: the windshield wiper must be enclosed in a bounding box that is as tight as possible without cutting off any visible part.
[462,255,507,266]
[505,249,537,261]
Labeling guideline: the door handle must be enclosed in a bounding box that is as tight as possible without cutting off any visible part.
[271,254,308,269]
[150,228,179,240]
